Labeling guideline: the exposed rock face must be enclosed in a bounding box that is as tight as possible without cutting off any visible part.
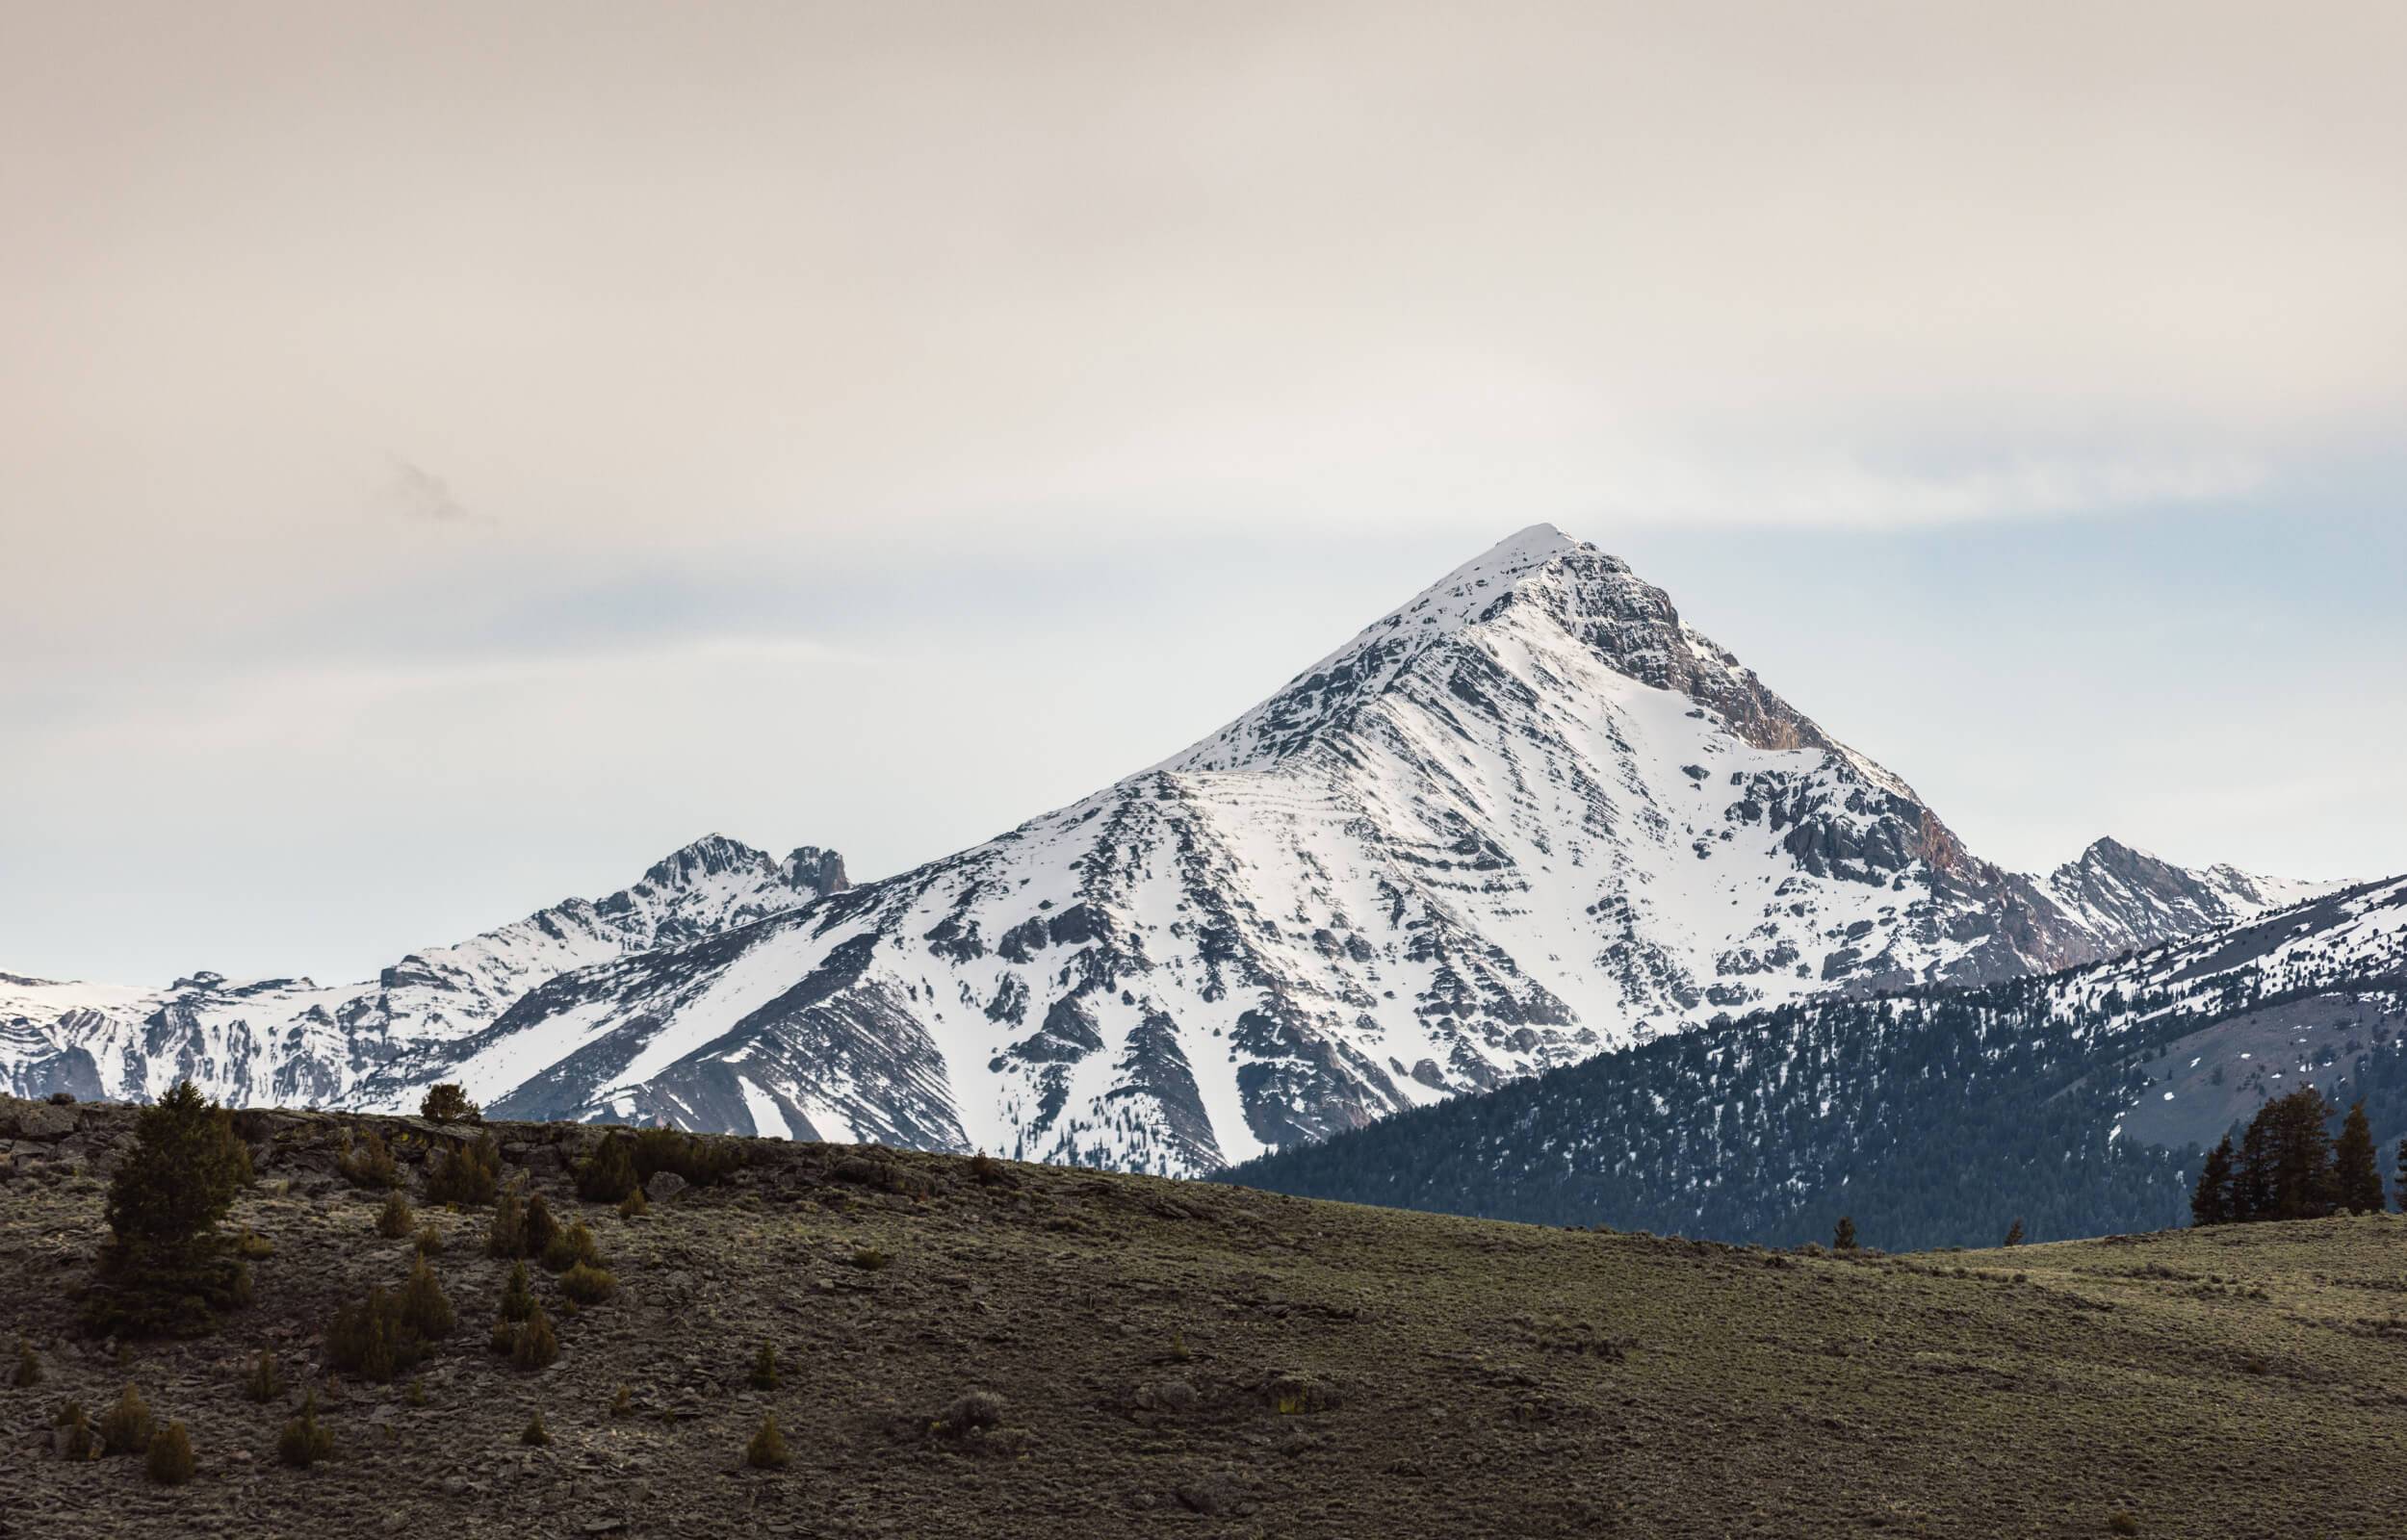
[0,834,844,1110]
[379,526,2332,1175]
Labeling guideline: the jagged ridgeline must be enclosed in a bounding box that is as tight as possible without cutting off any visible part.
[0,526,2347,1175]
[1222,878,2407,1249]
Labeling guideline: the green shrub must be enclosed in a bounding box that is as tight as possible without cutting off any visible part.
[577,1127,742,1204]
[610,1384,633,1419]
[750,1342,780,1391]
[512,1306,558,1371]
[87,1081,253,1338]
[542,1220,601,1273]
[746,1411,789,1469]
[2108,1514,2140,1536]
[520,1408,551,1447]
[487,1189,527,1258]
[415,1221,446,1256]
[559,1261,616,1306]
[277,1392,333,1468]
[55,1399,95,1460]
[500,1261,536,1322]
[419,1084,479,1124]
[489,1320,518,1356]
[617,1185,649,1219]
[525,1194,561,1261]
[575,1135,639,1203]
[406,1377,428,1407]
[375,1191,415,1240]
[243,1349,280,1403]
[400,1257,455,1341]
[425,1134,501,1207]
[98,1382,156,1454]
[340,1131,400,1191]
[145,1420,194,1485]
[851,1246,890,1271]
[12,1338,39,1388]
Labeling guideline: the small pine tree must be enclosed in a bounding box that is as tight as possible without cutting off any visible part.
[575,1135,638,1204]
[2192,1136,2237,1227]
[12,1338,39,1388]
[524,1194,560,1262]
[415,1221,445,1256]
[610,1384,633,1419]
[618,1184,649,1219]
[542,1220,600,1273]
[750,1342,780,1391]
[559,1262,616,1306]
[406,1376,428,1407]
[2335,1100,2384,1214]
[2396,1139,2407,1214]
[277,1392,333,1468]
[375,1190,415,1240]
[1832,1217,1858,1252]
[487,1189,528,1258]
[2003,1218,2026,1247]
[520,1409,552,1447]
[419,1083,479,1124]
[746,1410,790,1470]
[500,1261,536,1322]
[89,1080,253,1337]
[145,1420,194,1485]
[400,1258,455,1341]
[98,1383,156,1454]
[243,1349,280,1403]
[425,1134,500,1207]
[340,1131,400,1190]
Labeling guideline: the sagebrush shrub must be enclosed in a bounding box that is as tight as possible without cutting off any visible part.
[375,1191,415,1239]
[500,1261,536,1322]
[487,1189,528,1258]
[542,1220,600,1273]
[559,1261,615,1306]
[617,1185,649,1219]
[512,1306,558,1371]
[746,1411,789,1469]
[525,1194,561,1261]
[55,1399,95,1461]
[425,1134,501,1207]
[145,1420,194,1485]
[277,1392,333,1468]
[341,1131,400,1191]
[98,1382,155,1454]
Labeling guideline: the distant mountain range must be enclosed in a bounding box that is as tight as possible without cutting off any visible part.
[0,836,846,1108]
[0,526,2332,1173]
[1224,874,2407,1248]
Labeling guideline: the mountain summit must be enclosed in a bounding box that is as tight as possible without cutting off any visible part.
[362,527,2322,1174]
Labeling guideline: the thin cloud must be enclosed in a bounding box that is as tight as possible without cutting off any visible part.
[382,456,492,526]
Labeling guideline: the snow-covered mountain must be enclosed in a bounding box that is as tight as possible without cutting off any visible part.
[0,835,846,1107]
[390,526,2327,1173]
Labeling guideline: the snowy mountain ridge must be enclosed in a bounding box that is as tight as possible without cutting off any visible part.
[312,526,2328,1174]
[0,835,846,1107]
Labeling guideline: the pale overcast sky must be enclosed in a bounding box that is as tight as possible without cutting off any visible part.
[4,2,2403,985]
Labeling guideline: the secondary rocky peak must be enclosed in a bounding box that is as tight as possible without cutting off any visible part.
[783,846,850,895]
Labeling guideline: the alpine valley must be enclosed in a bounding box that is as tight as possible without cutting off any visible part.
[0,526,2336,1173]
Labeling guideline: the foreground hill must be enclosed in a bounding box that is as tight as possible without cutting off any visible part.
[1227,876,2407,1249]
[4,1095,2403,1538]
[389,526,2321,1175]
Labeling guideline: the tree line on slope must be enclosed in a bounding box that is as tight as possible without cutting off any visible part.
[2189,1087,2397,1225]
[1222,963,2407,1251]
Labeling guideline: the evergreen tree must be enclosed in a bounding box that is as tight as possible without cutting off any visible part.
[2395,1138,2407,1215]
[86,1081,254,1336]
[2334,1100,2383,1214]
[2191,1136,2236,1227]
[2259,1087,2340,1221]
[1832,1216,1857,1251]
[2002,1217,2026,1246]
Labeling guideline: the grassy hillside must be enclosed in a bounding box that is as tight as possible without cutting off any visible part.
[4,1095,2404,1537]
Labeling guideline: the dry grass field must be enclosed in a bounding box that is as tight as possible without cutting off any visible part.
[4,1096,2404,1538]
